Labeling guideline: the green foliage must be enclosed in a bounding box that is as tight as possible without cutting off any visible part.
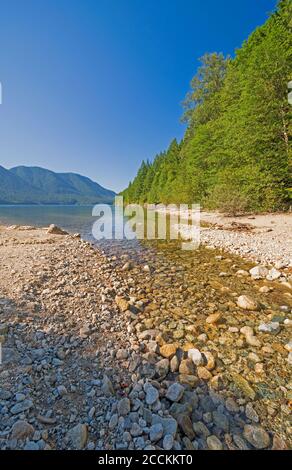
[122,0,292,213]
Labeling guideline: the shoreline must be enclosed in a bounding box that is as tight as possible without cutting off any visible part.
[154,209,292,267]
[0,224,291,450]
[1,205,292,267]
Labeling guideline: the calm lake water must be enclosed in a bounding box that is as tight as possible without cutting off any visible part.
[0,204,140,256]
[0,205,101,239]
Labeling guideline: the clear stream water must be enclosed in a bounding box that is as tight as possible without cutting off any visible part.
[0,204,291,409]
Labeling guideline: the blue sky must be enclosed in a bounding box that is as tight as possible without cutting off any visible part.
[0,0,277,192]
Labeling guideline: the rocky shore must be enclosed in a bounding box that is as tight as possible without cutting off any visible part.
[0,224,291,450]
[175,210,292,267]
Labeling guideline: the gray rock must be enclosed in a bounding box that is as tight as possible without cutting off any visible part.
[152,414,177,437]
[243,424,270,449]
[15,393,26,402]
[116,349,129,360]
[207,435,223,450]
[0,323,9,335]
[155,358,169,378]
[193,421,211,438]
[147,341,159,354]
[163,434,174,450]
[212,411,229,432]
[11,420,35,440]
[57,385,67,396]
[130,422,142,437]
[138,329,159,341]
[109,414,119,430]
[149,423,164,442]
[0,389,12,400]
[24,441,39,451]
[102,375,114,397]
[245,403,259,423]
[225,397,240,413]
[10,399,33,415]
[121,261,133,271]
[145,385,159,405]
[117,397,131,416]
[47,224,68,235]
[258,322,280,334]
[170,355,179,372]
[67,423,88,450]
[177,414,195,440]
[166,383,185,402]
[233,434,249,450]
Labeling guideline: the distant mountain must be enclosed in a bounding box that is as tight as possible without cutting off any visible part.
[0,165,116,204]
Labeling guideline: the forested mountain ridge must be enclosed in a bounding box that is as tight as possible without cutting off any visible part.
[0,165,116,204]
[122,0,292,213]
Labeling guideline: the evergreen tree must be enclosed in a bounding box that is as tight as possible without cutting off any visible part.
[122,0,292,213]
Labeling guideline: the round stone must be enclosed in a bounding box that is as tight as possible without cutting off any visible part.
[11,420,35,440]
[207,435,223,450]
[243,425,270,449]
[188,348,203,366]
[237,295,258,311]
[163,434,174,450]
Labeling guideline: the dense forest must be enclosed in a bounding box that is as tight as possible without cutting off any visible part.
[122,0,292,213]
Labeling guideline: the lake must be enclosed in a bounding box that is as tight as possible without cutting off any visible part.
[0,205,98,238]
[0,204,142,257]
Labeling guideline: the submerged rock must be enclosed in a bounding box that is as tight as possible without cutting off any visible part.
[237,295,258,311]
[258,322,280,334]
[249,266,268,280]
[266,268,281,281]
[231,373,256,399]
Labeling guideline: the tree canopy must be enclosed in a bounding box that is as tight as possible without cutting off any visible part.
[122,0,292,213]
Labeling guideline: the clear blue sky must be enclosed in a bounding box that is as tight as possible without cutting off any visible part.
[0,0,277,192]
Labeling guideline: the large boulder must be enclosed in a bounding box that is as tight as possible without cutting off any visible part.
[11,420,35,440]
[47,224,68,235]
